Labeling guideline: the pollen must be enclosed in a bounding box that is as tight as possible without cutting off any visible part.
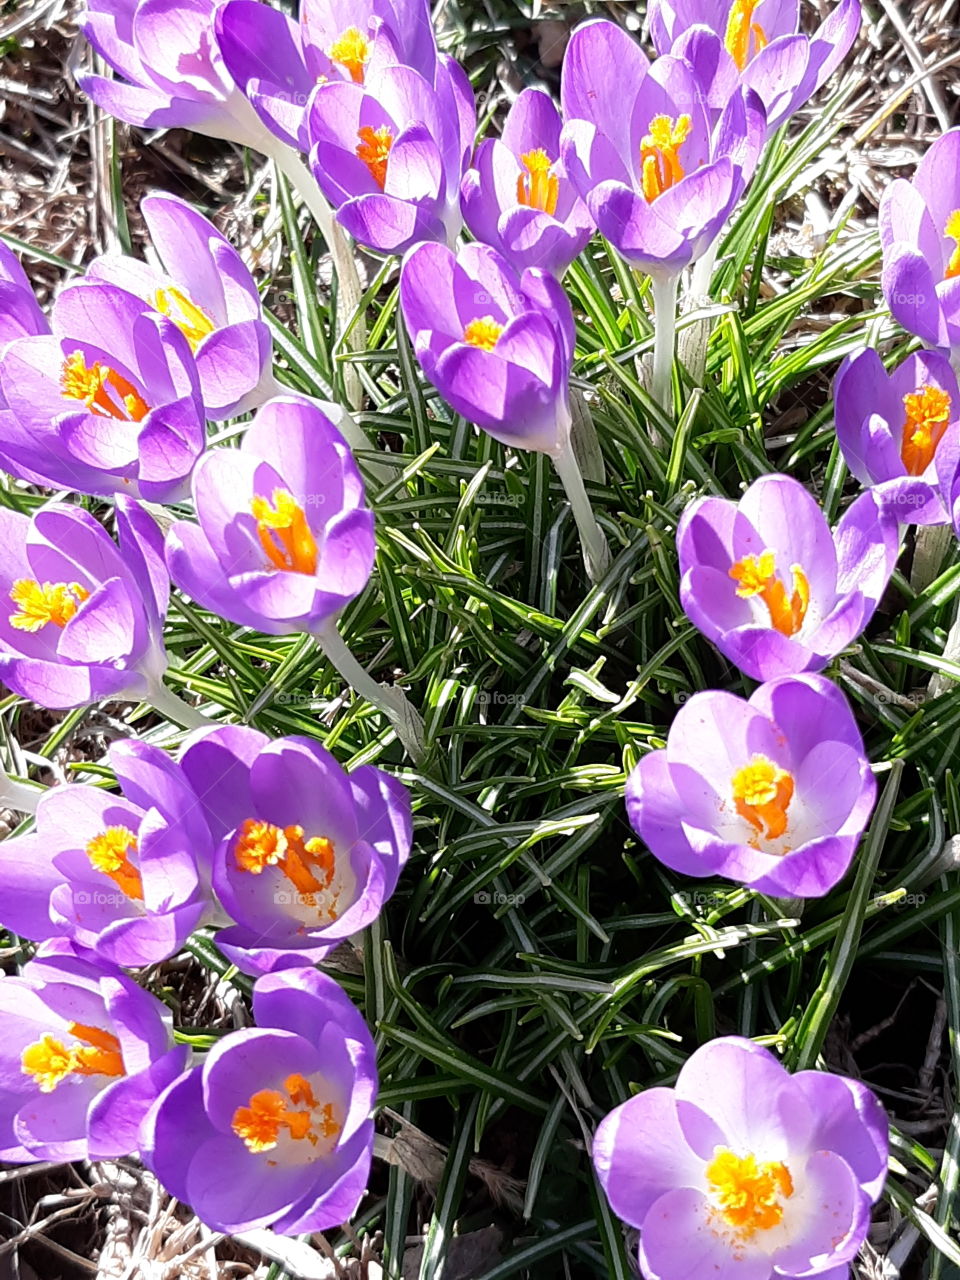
[901,384,952,475]
[60,351,150,422]
[329,26,370,83]
[706,1147,793,1238]
[640,114,692,203]
[21,1023,124,1093]
[86,825,144,901]
[731,755,794,841]
[729,550,809,637]
[154,286,216,352]
[945,210,960,280]
[231,1075,342,1155]
[463,316,503,350]
[356,125,393,189]
[250,489,319,575]
[234,818,338,919]
[516,149,560,216]
[9,579,89,632]
[724,0,768,71]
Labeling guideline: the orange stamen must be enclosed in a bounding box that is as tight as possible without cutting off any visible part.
[231,1075,342,1153]
[945,210,960,280]
[516,149,560,216]
[9,579,89,632]
[61,351,149,422]
[328,27,370,83]
[729,550,809,636]
[250,489,318,575]
[356,125,393,189]
[21,1023,124,1093]
[901,384,952,475]
[706,1147,793,1237]
[462,317,503,350]
[731,755,794,841]
[86,826,144,901]
[234,819,338,918]
[640,115,692,203]
[154,286,215,351]
[724,0,768,70]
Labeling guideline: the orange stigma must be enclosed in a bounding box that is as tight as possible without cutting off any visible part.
[231,1073,341,1154]
[9,579,89,632]
[329,26,370,83]
[945,210,960,280]
[154,286,215,351]
[901,384,952,475]
[724,0,768,70]
[86,826,144,901]
[640,114,692,203]
[234,819,338,919]
[706,1147,793,1238]
[356,125,393,189]
[463,316,503,350]
[251,489,318,575]
[22,1023,125,1093]
[516,149,560,216]
[731,755,794,841]
[729,550,810,636]
[60,351,149,422]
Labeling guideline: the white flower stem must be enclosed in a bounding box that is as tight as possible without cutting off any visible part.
[650,271,681,432]
[316,626,425,760]
[910,523,954,595]
[268,144,365,412]
[551,439,611,584]
[145,679,216,730]
[930,603,960,699]
[0,771,41,814]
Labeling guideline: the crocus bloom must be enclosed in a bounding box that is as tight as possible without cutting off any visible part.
[880,129,960,363]
[0,739,214,965]
[559,21,765,278]
[216,0,437,152]
[399,241,575,454]
[626,675,875,897]
[461,87,595,278]
[0,498,169,709]
[0,281,205,502]
[142,967,377,1234]
[166,396,374,635]
[648,0,861,134]
[176,724,412,974]
[0,952,188,1162]
[834,348,960,525]
[307,56,475,253]
[86,193,271,419]
[594,1036,888,1280]
[79,0,273,148]
[0,243,47,346]
[677,474,899,680]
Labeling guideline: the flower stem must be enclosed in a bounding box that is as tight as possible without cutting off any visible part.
[145,680,216,730]
[268,144,365,412]
[0,771,41,814]
[315,626,425,760]
[650,271,681,425]
[930,601,960,699]
[551,439,611,584]
[911,522,954,594]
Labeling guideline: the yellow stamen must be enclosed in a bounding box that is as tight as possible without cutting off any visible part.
[86,826,143,901]
[154,286,215,352]
[706,1147,793,1237]
[21,1023,125,1093]
[901,384,952,475]
[516,148,560,216]
[729,550,809,637]
[640,114,693,203]
[356,125,393,189]
[234,819,337,918]
[731,755,794,841]
[724,0,768,71]
[60,351,150,422]
[9,579,89,632]
[231,1076,342,1153]
[463,316,503,350]
[945,210,960,280]
[250,489,319,575]
[328,26,370,83]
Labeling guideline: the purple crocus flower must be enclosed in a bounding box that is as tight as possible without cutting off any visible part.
[648,0,861,134]
[834,347,960,526]
[626,675,875,897]
[166,395,374,636]
[559,21,765,278]
[0,952,188,1162]
[0,739,214,966]
[880,129,960,364]
[677,474,900,681]
[142,967,377,1234]
[216,0,437,152]
[176,724,412,975]
[79,0,273,148]
[0,498,169,710]
[86,193,271,419]
[0,243,47,346]
[0,280,205,502]
[461,87,595,278]
[306,55,475,253]
[594,1036,888,1280]
[399,241,575,454]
